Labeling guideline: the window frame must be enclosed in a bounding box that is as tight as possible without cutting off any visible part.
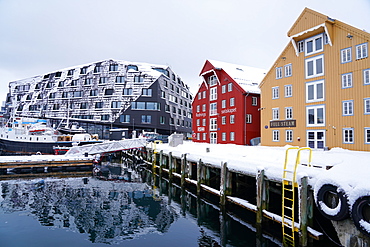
[272,108,279,120]
[341,47,352,64]
[356,43,368,60]
[305,33,324,56]
[276,67,283,79]
[342,100,354,116]
[343,128,354,144]
[364,69,370,85]
[273,130,280,142]
[230,115,235,124]
[305,54,324,79]
[341,73,353,89]
[364,98,370,115]
[230,97,235,107]
[284,84,292,98]
[284,64,292,77]
[306,104,325,127]
[365,128,370,144]
[286,130,293,142]
[272,86,279,99]
[285,107,293,120]
[306,79,324,103]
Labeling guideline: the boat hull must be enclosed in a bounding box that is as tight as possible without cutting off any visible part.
[0,138,102,155]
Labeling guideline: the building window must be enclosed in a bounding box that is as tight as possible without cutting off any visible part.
[364,98,370,114]
[198,92,202,99]
[228,83,232,92]
[210,87,217,101]
[105,89,114,95]
[196,133,200,140]
[222,85,226,94]
[95,102,104,109]
[305,34,323,56]
[196,105,200,113]
[123,88,133,95]
[67,69,74,76]
[273,130,280,142]
[111,101,121,108]
[307,130,325,149]
[210,118,217,131]
[252,97,257,106]
[272,86,279,99]
[276,67,282,79]
[210,103,217,116]
[94,66,102,73]
[134,76,144,83]
[90,90,98,96]
[222,132,226,141]
[221,100,226,109]
[80,67,87,74]
[365,128,370,144]
[203,91,206,98]
[246,114,252,123]
[230,132,235,141]
[230,115,235,124]
[286,130,293,142]
[141,115,151,124]
[209,75,218,86]
[343,128,354,144]
[364,69,370,85]
[116,76,125,83]
[284,64,292,77]
[306,105,325,126]
[85,78,93,85]
[342,100,354,116]
[306,80,324,103]
[202,119,206,126]
[285,85,292,97]
[285,107,293,119]
[230,97,235,107]
[297,41,304,53]
[120,115,130,123]
[142,88,152,96]
[109,64,118,72]
[356,43,368,60]
[196,119,200,126]
[272,108,279,120]
[222,116,226,125]
[80,103,87,109]
[203,133,207,141]
[99,77,108,84]
[202,104,206,112]
[341,73,353,89]
[305,54,324,79]
[341,47,352,63]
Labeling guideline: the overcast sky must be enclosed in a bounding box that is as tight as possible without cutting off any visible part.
[1,0,370,102]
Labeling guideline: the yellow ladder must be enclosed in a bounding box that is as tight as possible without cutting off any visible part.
[282,147,312,246]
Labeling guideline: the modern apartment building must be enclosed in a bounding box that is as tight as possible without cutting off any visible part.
[5,59,193,139]
[259,8,370,151]
[192,60,266,145]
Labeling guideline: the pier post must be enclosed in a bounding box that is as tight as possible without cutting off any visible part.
[220,162,231,207]
[299,176,308,247]
[197,159,203,196]
[169,152,173,180]
[256,169,265,225]
[181,154,187,188]
[159,150,163,177]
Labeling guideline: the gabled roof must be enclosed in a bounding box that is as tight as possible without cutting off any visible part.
[287,8,328,37]
[200,60,267,94]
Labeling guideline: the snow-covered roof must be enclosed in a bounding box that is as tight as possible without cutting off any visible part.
[208,60,267,94]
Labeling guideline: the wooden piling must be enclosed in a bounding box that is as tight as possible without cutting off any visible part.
[169,152,173,180]
[197,159,203,196]
[159,150,163,177]
[220,161,232,207]
[256,169,265,225]
[181,154,187,187]
[300,176,309,247]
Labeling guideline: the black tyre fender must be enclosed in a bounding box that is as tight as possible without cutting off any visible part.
[316,184,349,221]
[351,196,370,237]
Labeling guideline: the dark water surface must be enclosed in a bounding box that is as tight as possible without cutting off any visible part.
[0,167,281,247]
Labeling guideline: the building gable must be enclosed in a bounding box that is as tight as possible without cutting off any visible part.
[287,8,328,37]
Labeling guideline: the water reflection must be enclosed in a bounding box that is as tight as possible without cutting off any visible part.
[0,162,281,246]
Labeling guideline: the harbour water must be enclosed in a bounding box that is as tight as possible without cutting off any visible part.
[0,163,282,247]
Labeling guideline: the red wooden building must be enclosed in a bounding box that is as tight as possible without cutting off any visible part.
[192,60,266,145]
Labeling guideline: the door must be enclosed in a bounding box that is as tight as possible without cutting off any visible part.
[210,132,217,144]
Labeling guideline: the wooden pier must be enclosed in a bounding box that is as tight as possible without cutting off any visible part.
[123,146,323,247]
[0,155,94,177]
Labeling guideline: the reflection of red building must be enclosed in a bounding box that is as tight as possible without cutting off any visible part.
[192,60,266,145]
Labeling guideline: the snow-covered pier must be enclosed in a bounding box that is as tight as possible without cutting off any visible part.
[126,141,370,247]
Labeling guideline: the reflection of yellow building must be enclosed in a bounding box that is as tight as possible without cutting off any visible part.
[260,8,370,151]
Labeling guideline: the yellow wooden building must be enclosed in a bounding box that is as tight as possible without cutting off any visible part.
[260,8,370,151]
